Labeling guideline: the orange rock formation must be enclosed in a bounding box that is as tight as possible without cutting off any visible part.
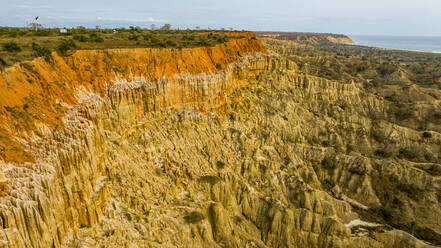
[0,37,266,164]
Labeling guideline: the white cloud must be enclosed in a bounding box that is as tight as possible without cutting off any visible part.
[16,4,54,9]
[15,5,32,9]
[95,17,158,23]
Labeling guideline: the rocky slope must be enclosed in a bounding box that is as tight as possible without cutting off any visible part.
[0,34,440,247]
[257,32,354,44]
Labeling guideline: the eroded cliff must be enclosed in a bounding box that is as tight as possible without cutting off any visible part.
[257,32,354,44]
[0,34,439,248]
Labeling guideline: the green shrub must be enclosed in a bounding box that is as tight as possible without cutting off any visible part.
[158,41,166,48]
[184,211,206,224]
[377,62,396,76]
[399,147,417,160]
[311,136,320,144]
[198,175,221,185]
[0,57,7,67]
[333,141,343,153]
[143,34,153,41]
[2,42,21,52]
[321,156,336,169]
[346,143,354,154]
[6,31,18,38]
[73,34,88,42]
[428,164,441,176]
[128,34,139,41]
[165,39,177,47]
[197,38,210,46]
[407,221,417,235]
[79,224,90,228]
[31,43,51,58]
[348,166,366,175]
[183,34,195,40]
[89,33,104,43]
[57,39,77,55]
[374,149,392,158]
[216,160,225,169]
[216,37,226,43]
[149,37,160,45]
[154,167,163,176]
[321,179,336,190]
[422,131,432,138]
[32,29,51,37]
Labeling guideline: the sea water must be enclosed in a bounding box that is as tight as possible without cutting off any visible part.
[350,35,441,53]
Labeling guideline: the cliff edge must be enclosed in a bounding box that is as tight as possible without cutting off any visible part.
[257,31,354,44]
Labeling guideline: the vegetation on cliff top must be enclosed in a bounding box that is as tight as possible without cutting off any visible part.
[0,27,253,70]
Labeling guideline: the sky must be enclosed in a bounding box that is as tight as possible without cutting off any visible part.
[1,0,441,36]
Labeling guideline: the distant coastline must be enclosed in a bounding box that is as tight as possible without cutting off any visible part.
[346,42,441,55]
[349,35,441,53]
[256,31,354,44]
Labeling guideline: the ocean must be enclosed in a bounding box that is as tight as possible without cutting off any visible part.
[350,35,441,53]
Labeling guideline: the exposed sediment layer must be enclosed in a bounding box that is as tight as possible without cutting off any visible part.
[0,38,266,163]
[0,38,267,247]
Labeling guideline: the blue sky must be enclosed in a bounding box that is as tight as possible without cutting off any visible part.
[1,0,441,36]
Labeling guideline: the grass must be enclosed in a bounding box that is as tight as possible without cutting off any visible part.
[0,27,245,70]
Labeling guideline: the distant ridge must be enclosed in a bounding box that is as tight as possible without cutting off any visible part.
[256,31,354,44]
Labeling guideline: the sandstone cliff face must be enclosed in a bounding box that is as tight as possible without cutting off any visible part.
[0,38,266,247]
[0,35,439,247]
[257,32,354,44]
[0,38,265,163]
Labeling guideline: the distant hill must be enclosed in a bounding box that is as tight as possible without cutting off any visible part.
[256,31,354,44]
